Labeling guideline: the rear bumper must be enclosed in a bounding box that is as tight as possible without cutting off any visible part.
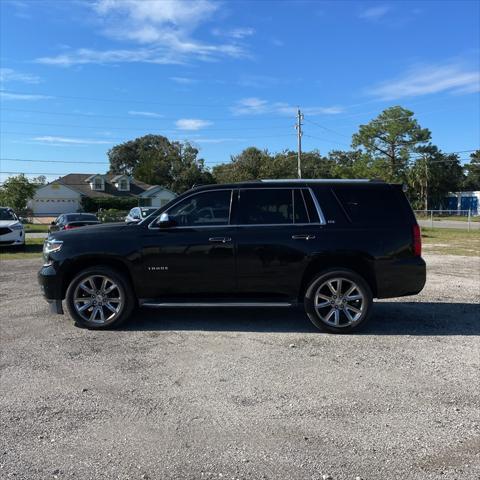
[375,257,426,299]
[38,264,64,314]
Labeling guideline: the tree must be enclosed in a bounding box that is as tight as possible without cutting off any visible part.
[212,147,272,183]
[108,135,213,193]
[408,145,464,209]
[352,106,431,182]
[463,150,480,190]
[0,174,37,213]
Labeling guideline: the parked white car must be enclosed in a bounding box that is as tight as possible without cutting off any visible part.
[0,207,25,249]
[125,207,158,223]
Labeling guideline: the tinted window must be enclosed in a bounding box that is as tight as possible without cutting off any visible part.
[294,189,309,223]
[333,186,403,225]
[239,189,293,225]
[166,190,231,227]
[66,214,98,222]
[302,189,320,223]
[0,209,16,221]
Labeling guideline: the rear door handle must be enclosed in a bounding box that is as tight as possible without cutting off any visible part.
[209,237,232,243]
[291,234,316,240]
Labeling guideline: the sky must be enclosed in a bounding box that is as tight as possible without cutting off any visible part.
[0,0,479,183]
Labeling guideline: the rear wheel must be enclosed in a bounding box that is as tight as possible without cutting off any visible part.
[65,266,134,329]
[304,269,373,333]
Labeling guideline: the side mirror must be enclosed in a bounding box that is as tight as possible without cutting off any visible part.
[51,221,56,225]
[158,212,175,228]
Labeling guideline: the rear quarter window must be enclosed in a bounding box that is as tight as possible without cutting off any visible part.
[333,185,408,226]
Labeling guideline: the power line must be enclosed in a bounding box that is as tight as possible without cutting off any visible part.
[0,119,293,133]
[0,107,293,123]
[0,130,297,142]
[0,89,232,108]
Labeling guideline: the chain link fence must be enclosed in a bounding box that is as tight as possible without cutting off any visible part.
[414,209,479,230]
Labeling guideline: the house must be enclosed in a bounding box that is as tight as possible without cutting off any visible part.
[29,173,177,216]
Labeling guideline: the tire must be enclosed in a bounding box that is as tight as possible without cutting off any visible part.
[65,266,135,330]
[304,268,373,333]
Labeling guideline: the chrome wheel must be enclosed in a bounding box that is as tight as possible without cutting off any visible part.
[314,277,365,328]
[73,275,123,325]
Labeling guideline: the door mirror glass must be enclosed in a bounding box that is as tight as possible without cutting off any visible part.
[51,221,56,225]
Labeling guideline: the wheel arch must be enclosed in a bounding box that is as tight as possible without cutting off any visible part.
[298,254,377,303]
[61,255,136,299]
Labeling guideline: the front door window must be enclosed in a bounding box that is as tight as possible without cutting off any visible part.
[163,190,232,227]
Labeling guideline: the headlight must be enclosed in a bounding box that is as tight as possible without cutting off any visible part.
[10,222,23,230]
[43,239,63,255]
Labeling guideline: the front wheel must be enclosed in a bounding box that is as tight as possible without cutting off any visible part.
[304,269,373,333]
[65,266,134,329]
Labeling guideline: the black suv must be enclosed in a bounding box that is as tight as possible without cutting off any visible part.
[38,180,426,333]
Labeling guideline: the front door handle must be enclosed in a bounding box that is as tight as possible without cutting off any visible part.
[209,237,232,243]
[291,234,316,240]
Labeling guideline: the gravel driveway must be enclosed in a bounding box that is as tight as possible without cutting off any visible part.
[1,255,479,480]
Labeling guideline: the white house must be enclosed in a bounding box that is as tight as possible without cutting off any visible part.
[29,173,176,216]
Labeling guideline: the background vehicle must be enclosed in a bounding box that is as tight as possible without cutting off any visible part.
[49,213,100,233]
[125,207,158,223]
[39,180,426,332]
[0,207,25,249]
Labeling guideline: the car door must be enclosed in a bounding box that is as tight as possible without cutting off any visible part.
[234,187,323,301]
[138,189,236,300]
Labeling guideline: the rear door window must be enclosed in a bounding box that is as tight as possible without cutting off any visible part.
[238,189,293,225]
[293,189,309,223]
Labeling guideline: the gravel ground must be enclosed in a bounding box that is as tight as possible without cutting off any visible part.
[1,254,479,480]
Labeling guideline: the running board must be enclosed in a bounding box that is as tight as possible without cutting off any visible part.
[140,301,293,308]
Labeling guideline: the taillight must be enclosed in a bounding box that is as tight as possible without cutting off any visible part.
[64,225,77,230]
[412,224,421,256]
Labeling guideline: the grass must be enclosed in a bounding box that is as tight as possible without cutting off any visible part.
[24,223,50,233]
[421,227,480,256]
[0,237,44,260]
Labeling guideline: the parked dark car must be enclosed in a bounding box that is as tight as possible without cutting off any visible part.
[38,180,426,332]
[49,213,100,233]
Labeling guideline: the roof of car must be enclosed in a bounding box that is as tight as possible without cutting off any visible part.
[191,179,386,192]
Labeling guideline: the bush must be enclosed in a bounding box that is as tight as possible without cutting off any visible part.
[97,209,128,223]
[81,196,141,212]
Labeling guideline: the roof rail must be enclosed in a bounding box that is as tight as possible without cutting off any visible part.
[259,178,385,183]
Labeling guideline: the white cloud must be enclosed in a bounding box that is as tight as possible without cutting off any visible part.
[175,118,213,130]
[170,76,197,85]
[359,5,390,20]
[128,110,164,118]
[212,27,255,39]
[0,68,41,84]
[369,62,480,100]
[0,91,50,101]
[231,97,343,116]
[36,0,249,66]
[33,136,113,145]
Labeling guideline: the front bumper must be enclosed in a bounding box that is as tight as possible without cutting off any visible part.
[0,229,24,246]
[38,264,64,314]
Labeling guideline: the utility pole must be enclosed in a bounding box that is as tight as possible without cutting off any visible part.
[295,108,304,179]
[424,154,429,211]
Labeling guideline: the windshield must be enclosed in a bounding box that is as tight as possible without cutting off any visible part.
[0,209,17,221]
[65,214,98,222]
[141,208,157,218]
